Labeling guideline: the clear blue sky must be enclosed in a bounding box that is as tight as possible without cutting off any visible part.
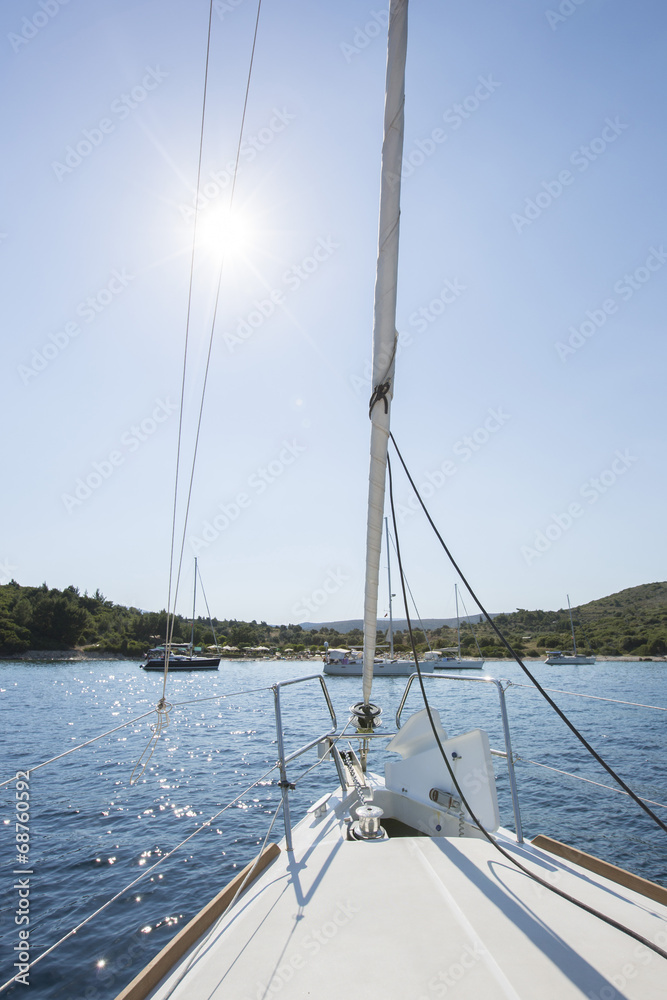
[2,0,666,626]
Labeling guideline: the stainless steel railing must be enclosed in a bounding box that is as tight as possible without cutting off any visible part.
[272,674,337,850]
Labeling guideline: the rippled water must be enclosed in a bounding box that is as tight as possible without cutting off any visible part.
[0,658,665,998]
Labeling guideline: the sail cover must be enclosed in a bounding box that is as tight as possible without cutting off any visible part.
[362,0,408,706]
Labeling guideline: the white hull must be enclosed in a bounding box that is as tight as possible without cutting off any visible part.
[545,654,596,665]
[432,657,484,669]
[323,658,435,677]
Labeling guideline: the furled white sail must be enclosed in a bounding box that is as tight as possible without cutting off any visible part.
[362,0,408,706]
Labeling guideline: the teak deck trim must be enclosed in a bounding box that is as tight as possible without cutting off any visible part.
[533,834,667,906]
[114,841,281,1000]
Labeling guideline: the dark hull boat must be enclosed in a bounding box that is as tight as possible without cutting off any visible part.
[141,655,219,671]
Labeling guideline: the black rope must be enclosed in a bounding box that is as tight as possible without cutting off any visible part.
[389,431,667,839]
[386,453,667,961]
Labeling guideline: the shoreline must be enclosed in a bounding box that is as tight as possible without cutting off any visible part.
[1,650,665,664]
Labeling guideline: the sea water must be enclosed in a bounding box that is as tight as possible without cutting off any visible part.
[0,658,665,998]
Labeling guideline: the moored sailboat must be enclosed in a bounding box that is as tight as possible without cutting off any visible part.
[323,519,436,676]
[431,583,484,669]
[141,560,220,671]
[545,595,596,665]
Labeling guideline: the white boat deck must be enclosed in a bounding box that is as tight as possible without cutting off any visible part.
[146,792,667,1000]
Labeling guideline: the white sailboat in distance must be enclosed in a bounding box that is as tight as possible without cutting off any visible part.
[545,594,596,665]
[323,518,436,676]
[429,582,485,669]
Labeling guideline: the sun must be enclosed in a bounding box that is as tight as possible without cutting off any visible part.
[194,202,255,262]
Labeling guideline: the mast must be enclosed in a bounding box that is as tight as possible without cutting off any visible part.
[384,517,394,657]
[455,583,462,660]
[362,0,408,706]
[191,557,198,652]
[567,594,577,655]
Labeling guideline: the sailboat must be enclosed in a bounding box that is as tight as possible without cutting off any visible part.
[141,559,220,671]
[113,3,667,998]
[545,594,596,665]
[322,517,435,677]
[430,582,485,669]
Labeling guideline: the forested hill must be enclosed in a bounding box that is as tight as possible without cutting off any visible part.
[489,582,667,658]
[0,580,665,659]
[0,581,321,657]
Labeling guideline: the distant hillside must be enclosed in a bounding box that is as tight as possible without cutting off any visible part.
[1,580,664,659]
[303,582,667,658]
[299,616,485,633]
[578,582,667,617]
[489,582,667,658]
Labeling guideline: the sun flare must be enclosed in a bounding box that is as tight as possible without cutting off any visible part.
[194,203,255,261]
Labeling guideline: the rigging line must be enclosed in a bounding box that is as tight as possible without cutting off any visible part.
[292,718,355,786]
[455,586,484,659]
[388,431,667,839]
[130,701,173,786]
[169,0,264,667]
[0,710,157,788]
[196,561,219,648]
[162,0,218,702]
[386,529,430,646]
[160,797,284,1000]
[0,761,279,994]
[385,452,667,962]
[516,757,667,811]
[508,683,667,713]
[169,683,273,707]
